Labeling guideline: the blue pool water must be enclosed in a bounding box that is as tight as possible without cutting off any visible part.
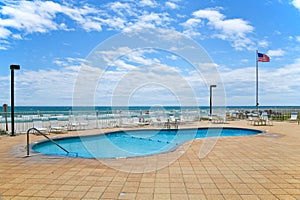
[32,127,263,158]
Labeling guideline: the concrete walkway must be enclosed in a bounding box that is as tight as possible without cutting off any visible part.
[0,120,299,199]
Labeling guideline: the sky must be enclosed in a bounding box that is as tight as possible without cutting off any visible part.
[1,0,300,107]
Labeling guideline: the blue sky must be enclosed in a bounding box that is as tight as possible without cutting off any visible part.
[1,0,300,106]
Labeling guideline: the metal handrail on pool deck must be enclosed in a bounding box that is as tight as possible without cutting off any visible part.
[26,127,69,157]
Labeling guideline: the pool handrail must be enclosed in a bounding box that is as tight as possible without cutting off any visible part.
[26,127,69,157]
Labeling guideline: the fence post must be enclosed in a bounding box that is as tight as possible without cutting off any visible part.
[3,104,8,131]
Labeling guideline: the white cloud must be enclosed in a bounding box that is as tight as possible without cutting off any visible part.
[193,9,224,22]
[0,39,10,50]
[167,55,178,60]
[95,46,133,66]
[0,67,79,105]
[0,45,8,50]
[182,8,254,50]
[139,0,158,7]
[53,57,84,69]
[5,57,299,106]
[0,1,60,33]
[165,2,179,9]
[296,36,300,42]
[0,0,180,48]
[182,18,202,28]
[267,49,285,57]
[96,65,203,106]
[95,17,126,31]
[0,57,86,105]
[8,58,84,106]
[0,27,11,38]
[89,40,225,106]
[57,5,103,32]
[106,2,135,17]
[181,18,202,36]
[182,29,201,37]
[258,40,269,48]
[108,2,129,11]
[5,51,300,106]
[81,19,102,32]
[12,34,22,40]
[123,12,171,32]
[0,0,102,39]
[214,18,253,37]
[220,58,300,105]
[291,0,300,11]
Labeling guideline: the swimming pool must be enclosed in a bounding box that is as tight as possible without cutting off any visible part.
[32,127,263,158]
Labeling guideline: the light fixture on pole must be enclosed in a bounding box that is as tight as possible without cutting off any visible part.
[10,64,20,136]
[210,85,217,117]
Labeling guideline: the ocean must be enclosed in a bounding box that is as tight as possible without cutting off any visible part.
[1,105,300,118]
[1,105,299,113]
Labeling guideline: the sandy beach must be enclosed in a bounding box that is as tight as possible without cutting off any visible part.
[0,120,299,199]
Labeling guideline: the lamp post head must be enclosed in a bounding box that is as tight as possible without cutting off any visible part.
[3,104,8,112]
[10,65,20,70]
[210,85,217,88]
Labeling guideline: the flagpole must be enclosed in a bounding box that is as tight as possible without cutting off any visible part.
[256,50,259,111]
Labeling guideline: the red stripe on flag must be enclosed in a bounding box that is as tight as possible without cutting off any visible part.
[258,53,270,62]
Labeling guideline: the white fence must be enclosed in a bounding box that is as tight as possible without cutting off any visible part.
[1,107,299,134]
[0,109,206,134]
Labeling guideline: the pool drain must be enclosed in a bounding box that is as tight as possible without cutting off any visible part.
[119,192,126,196]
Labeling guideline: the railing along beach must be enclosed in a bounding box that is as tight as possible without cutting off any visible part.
[1,107,299,133]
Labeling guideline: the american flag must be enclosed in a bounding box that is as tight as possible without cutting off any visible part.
[257,53,270,62]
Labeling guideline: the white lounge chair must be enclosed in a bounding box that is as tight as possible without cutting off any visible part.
[120,117,137,127]
[133,117,149,126]
[150,117,161,127]
[289,112,298,122]
[32,119,48,134]
[77,116,89,129]
[49,117,67,133]
[211,115,226,124]
[67,115,80,130]
[248,113,267,126]
[247,114,254,125]
[261,112,273,126]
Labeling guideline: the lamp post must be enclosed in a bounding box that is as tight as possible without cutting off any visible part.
[209,85,217,117]
[10,64,20,136]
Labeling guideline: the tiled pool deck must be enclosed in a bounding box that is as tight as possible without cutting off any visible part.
[0,120,299,199]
